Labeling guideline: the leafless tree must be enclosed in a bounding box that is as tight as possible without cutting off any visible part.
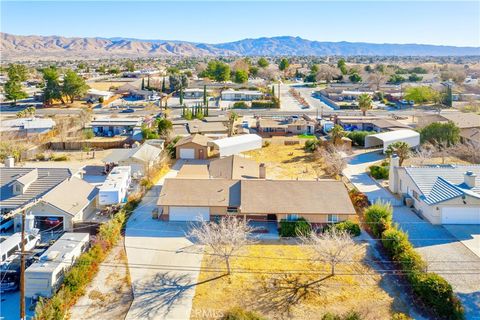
[187,216,257,275]
[448,141,480,164]
[315,65,339,84]
[300,228,357,276]
[413,143,437,165]
[315,146,347,179]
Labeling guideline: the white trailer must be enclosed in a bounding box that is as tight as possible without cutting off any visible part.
[98,166,131,206]
[25,233,89,298]
[210,134,262,157]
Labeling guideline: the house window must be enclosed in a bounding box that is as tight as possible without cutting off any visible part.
[227,207,238,213]
[286,214,299,221]
[412,190,419,200]
[14,184,22,194]
[297,126,301,130]
[327,214,339,223]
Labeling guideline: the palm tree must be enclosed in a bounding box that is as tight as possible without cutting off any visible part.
[385,141,411,166]
[358,93,373,116]
[157,118,173,139]
[329,125,345,145]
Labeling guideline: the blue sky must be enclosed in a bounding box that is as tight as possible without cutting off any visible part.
[1,1,479,46]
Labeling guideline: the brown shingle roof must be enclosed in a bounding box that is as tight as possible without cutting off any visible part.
[208,155,260,179]
[174,134,212,147]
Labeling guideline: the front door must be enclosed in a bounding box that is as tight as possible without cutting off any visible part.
[199,149,205,160]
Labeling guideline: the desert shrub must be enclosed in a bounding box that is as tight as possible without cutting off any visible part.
[369,165,389,179]
[233,101,248,109]
[391,313,412,320]
[410,273,464,319]
[322,311,362,320]
[348,189,370,211]
[221,307,267,320]
[324,220,361,237]
[35,153,46,161]
[51,154,69,161]
[346,131,372,146]
[304,138,319,152]
[364,201,393,237]
[279,217,311,237]
[82,129,94,140]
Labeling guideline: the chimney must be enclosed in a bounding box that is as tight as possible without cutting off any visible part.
[389,155,400,194]
[464,171,477,188]
[259,163,266,179]
[4,156,14,168]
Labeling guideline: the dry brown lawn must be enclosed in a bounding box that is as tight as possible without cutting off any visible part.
[88,81,127,91]
[191,244,396,320]
[404,156,472,166]
[243,143,326,179]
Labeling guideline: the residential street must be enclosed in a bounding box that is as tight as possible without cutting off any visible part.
[125,161,204,320]
[343,152,480,319]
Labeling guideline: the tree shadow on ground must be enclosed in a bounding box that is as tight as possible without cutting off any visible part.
[132,272,226,319]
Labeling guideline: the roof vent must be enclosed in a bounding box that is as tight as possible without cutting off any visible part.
[464,171,477,188]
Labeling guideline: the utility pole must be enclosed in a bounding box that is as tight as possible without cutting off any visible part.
[20,209,26,320]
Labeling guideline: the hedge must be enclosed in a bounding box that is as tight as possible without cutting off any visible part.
[324,220,361,237]
[251,100,279,109]
[364,200,465,319]
[369,165,389,180]
[346,131,373,146]
[33,195,141,319]
[233,101,249,109]
[279,217,311,237]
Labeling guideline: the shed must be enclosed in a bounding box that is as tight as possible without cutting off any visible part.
[209,134,262,157]
[174,134,213,160]
[365,129,420,152]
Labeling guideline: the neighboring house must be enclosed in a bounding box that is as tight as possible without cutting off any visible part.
[256,117,316,137]
[389,158,480,225]
[98,166,131,206]
[123,69,160,78]
[221,89,263,101]
[335,116,410,132]
[0,117,56,136]
[103,143,164,178]
[85,89,113,102]
[90,117,143,140]
[175,134,214,159]
[184,88,211,99]
[419,112,480,146]
[177,155,262,180]
[158,178,356,224]
[172,119,229,138]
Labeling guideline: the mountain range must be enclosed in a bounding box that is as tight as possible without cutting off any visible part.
[2,33,479,60]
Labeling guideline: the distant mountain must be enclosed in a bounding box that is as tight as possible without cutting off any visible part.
[1,33,479,60]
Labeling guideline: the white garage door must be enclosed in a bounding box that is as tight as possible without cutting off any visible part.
[169,207,210,221]
[179,148,195,159]
[442,207,480,224]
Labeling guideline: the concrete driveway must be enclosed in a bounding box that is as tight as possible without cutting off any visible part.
[125,161,204,320]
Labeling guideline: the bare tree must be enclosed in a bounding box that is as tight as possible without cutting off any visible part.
[315,65,339,84]
[447,141,480,164]
[300,228,357,276]
[413,143,437,165]
[188,216,257,275]
[315,146,347,179]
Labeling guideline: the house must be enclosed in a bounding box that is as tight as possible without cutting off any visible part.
[184,88,211,99]
[172,119,229,138]
[209,134,262,157]
[90,117,143,140]
[0,117,56,136]
[103,143,164,178]
[221,89,264,101]
[85,89,113,102]
[364,129,420,152]
[176,155,262,180]
[98,166,131,206]
[175,134,214,160]
[389,159,480,225]
[335,116,410,132]
[25,233,90,298]
[256,117,316,137]
[157,178,356,224]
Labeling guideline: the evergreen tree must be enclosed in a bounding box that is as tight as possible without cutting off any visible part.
[147,76,150,89]
[272,85,275,97]
[203,85,207,105]
[161,77,166,93]
[179,86,184,105]
[141,78,145,90]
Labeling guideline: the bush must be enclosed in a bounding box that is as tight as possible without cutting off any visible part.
[364,201,393,238]
[233,101,248,109]
[322,310,362,320]
[279,217,311,237]
[348,189,370,211]
[221,307,266,320]
[35,153,46,161]
[51,154,69,161]
[381,227,411,258]
[304,138,319,152]
[83,129,94,140]
[346,131,372,146]
[324,220,361,237]
[251,100,279,109]
[369,165,389,179]
[396,247,426,276]
[391,313,412,320]
[410,273,464,319]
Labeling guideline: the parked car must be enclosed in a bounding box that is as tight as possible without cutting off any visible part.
[44,217,61,227]
[121,108,135,113]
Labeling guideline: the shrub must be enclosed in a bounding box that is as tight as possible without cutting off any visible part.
[251,100,278,109]
[396,247,426,276]
[381,227,411,258]
[233,101,248,109]
[369,165,389,179]
[348,189,370,211]
[322,310,362,320]
[279,217,311,237]
[51,154,69,161]
[221,307,267,320]
[391,313,412,320]
[324,220,361,237]
[410,273,464,319]
[304,138,319,152]
[82,129,94,140]
[364,201,393,238]
[35,153,46,161]
[346,131,372,146]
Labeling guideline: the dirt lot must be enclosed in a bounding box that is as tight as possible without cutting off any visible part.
[191,243,400,320]
[69,236,133,320]
[88,81,129,91]
[243,142,326,179]
[404,155,472,166]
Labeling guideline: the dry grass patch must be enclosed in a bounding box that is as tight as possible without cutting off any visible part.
[404,156,471,166]
[191,244,395,320]
[89,81,127,91]
[243,144,326,179]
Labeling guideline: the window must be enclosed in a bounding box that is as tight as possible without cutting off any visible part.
[286,214,299,221]
[227,207,238,213]
[13,184,22,194]
[412,190,419,200]
[327,214,339,223]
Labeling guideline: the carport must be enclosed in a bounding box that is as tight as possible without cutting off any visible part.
[365,129,420,153]
[209,134,262,157]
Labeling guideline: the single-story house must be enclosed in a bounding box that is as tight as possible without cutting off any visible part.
[209,134,262,157]
[184,88,212,99]
[103,143,164,178]
[389,159,480,225]
[335,116,410,132]
[364,129,420,152]
[221,89,264,101]
[175,134,214,160]
[85,89,114,102]
[256,117,316,137]
[158,178,356,224]
[0,117,56,136]
[90,117,143,140]
[187,119,228,137]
